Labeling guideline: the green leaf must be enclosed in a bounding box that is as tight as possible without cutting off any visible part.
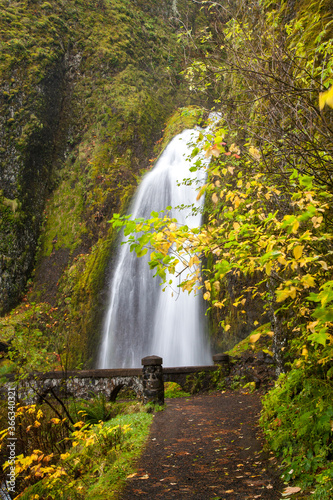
[308,329,329,346]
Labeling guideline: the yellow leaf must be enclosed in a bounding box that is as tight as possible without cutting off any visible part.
[212,192,219,204]
[204,280,211,291]
[277,255,287,265]
[73,421,85,428]
[205,145,221,158]
[213,281,220,292]
[234,196,241,208]
[155,232,164,242]
[312,216,323,228]
[229,143,240,154]
[282,486,302,496]
[301,274,315,288]
[292,219,299,233]
[276,289,291,302]
[233,222,240,232]
[196,184,207,201]
[250,333,261,343]
[265,261,272,276]
[308,320,319,332]
[293,245,304,260]
[319,85,333,110]
[319,91,326,110]
[326,86,333,108]
[225,324,231,331]
[203,292,211,301]
[50,418,61,425]
[249,146,261,161]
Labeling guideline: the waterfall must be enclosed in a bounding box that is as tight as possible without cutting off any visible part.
[98,127,212,368]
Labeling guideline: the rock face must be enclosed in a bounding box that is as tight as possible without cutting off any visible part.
[0,58,67,313]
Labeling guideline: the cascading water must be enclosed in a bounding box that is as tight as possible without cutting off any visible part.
[98,127,212,368]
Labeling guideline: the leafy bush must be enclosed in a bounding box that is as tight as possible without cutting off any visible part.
[76,394,112,425]
[261,367,333,498]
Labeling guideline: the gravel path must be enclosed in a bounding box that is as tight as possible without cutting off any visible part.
[122,391,283,499]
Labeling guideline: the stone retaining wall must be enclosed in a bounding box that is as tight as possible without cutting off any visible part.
[1,355,230,405]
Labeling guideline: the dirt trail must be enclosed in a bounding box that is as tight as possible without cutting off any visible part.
[122,391,283,500]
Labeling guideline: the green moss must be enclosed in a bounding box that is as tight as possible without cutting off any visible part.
[158,106,206,153]
[40,166,86,257]
[226,323,273,357]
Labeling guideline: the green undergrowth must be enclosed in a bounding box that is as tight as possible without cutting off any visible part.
[164,381,191,398]
[0,301,63,373]
[261,366,333,499]
[0,396,154,499]
[17,411,153,500]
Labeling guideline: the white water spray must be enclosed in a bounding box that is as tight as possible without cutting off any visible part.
[98,127,212,368]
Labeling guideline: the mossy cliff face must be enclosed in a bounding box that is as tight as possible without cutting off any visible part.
[0,0,209,368]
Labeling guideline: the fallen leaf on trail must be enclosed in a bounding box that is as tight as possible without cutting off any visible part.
[282,486,302,496]
[126,473,137,479]
[266,484,273,489]
[246,480,268,487]
[138,474,149,480]
[225,490,234,493]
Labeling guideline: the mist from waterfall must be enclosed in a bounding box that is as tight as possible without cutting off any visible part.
[98,127,212,368]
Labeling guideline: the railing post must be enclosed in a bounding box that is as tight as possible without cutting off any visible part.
[141,355,164,405]
[212,353,230,376]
